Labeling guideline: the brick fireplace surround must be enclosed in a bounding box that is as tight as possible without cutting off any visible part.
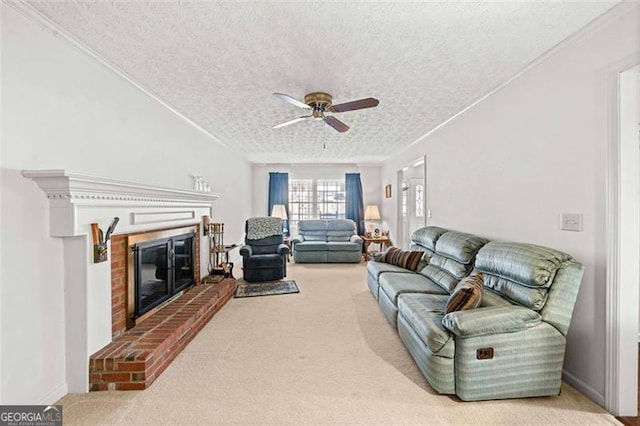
[89,228,235,391]
[22,170,229,394]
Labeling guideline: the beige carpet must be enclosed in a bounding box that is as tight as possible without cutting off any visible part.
[58,263,620,425]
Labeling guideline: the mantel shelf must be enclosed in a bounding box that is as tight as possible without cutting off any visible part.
[21,169,220,205]
[22,169,219,237]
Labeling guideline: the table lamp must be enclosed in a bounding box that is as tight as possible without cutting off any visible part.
[364,204,381,237]
[271,204,288,234]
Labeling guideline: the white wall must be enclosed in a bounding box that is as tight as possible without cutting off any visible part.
[381,5,640,406]
[251,163,382,232]
[1,4,252,404]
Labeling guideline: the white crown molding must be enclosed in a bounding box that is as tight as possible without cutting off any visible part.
[21,169,218,236]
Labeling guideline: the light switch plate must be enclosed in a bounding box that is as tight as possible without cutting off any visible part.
[561,213,582,232]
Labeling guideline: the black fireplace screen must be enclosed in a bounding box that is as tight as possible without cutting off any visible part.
[133,232,195,318]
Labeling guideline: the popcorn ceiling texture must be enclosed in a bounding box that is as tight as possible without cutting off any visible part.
[25,1,619,163]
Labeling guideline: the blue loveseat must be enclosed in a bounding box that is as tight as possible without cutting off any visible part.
[292,219,363,263]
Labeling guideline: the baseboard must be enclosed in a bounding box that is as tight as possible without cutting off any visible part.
[36,382,68,405]
[563,369,605,408]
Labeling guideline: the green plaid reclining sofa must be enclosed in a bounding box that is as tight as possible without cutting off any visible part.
[367,226,584,401]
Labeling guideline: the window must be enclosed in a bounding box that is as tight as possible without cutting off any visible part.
[289,178,346,228]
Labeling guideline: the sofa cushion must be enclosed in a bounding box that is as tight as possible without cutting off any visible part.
[245,234,284,255]
[301,231,327,241]
[398,293,454,357]
[479,288,513,308]
[475,242,572,311]
[326,242,361,252]
[294,241,328,252]
[475,241,572,288]
[418,231,489,293]
[327,230,354,242]
[298,220,327,231]
[246,254,285,269]
[367,261,416,281]
[381,247,424,271]
[445,272,483,314]
[380,273,448,304]
[435,232,489,265]
[298,220,328,241]
[410,226,449,252]
[327,219,357,231]
[442,305,542,338]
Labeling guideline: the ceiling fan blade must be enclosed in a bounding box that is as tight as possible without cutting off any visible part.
[331,97,379,113]
[324,116,350,133]
[272,116,311,129]
[273,93,312,110]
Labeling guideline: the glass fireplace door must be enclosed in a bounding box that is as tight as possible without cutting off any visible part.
[173,234,194,293]
[135,238,171,316]
[133,232,195,319]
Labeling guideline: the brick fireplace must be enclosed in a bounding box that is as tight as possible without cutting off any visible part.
[22,170,226,393]
[84,224,237,391]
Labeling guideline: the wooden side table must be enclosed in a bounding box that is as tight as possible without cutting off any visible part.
[361,235,393,261]
[283,238,292,262]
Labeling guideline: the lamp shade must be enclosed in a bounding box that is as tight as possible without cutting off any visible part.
[271,204,288,220]
[364,205,381,221]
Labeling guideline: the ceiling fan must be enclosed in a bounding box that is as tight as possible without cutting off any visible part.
[272,92,379,133]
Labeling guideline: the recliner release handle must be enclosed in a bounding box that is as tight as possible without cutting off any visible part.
[477,348,494,360]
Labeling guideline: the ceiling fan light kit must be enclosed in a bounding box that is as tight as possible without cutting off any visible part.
[273,92,379,133]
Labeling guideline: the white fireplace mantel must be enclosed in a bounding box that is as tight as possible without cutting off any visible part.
[22,169,220,237]
[21,169,219,394]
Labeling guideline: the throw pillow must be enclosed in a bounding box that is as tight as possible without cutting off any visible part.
[445,272,484,314]
[380,247,424,271]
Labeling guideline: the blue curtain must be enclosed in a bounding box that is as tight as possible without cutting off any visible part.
[345,173,365,235]
[268,172,290,236]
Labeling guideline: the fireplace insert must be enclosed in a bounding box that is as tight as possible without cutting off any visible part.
[132,232,195,319]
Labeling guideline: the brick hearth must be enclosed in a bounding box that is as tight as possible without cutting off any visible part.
[89,278,235,391]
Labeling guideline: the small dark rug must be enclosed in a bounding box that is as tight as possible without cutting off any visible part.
[234,280,300,298]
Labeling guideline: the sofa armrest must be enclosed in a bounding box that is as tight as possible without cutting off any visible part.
[371,252,385,262]
[277,243,290,255]
[350,235,363,244]
[442,306,542,338]
[292,235,304,244]
[239,245,252,257]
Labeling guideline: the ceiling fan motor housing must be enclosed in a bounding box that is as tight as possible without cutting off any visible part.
[305,92,333,118]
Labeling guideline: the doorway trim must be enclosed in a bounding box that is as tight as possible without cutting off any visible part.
[605,57,640,417]
[396,156,427,249]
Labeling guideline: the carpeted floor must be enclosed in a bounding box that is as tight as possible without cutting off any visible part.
[58,263,621,425]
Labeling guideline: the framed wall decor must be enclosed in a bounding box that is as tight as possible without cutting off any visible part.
[385,184,392,198]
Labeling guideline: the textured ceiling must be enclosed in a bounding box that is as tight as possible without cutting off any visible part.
[24,1,620,164]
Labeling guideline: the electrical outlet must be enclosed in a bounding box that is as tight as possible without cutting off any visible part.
[561,213,582,232]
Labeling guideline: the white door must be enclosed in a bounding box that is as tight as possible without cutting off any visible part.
[400,177,425,248]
